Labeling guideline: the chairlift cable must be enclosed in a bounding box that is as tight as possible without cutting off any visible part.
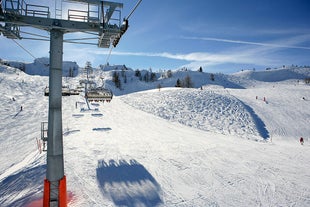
[106,43,114,64]
[20,31,49,39]
[22,37,50,42]
[11,39,37,60]
[63,40,97,45]
[64,37,98,41]
[11,39,48,65]
[126,0,142,20]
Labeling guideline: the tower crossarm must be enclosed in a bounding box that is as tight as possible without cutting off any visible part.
[2,13,102,33]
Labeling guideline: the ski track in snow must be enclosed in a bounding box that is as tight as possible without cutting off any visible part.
[0,65,310,206]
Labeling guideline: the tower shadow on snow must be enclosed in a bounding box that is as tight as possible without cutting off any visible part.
[96,159,163,206]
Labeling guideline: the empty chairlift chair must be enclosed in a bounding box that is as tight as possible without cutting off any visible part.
[86,87,113,102]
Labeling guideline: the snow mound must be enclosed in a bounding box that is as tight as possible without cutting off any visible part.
[122,88,268,140]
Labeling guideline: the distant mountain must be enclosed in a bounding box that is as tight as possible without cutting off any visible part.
[232,67,310,82]
[95,65,309,96]
[0,57,79,77]
[1,58,309,94]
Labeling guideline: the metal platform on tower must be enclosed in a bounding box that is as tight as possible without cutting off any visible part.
[0,0,127,47]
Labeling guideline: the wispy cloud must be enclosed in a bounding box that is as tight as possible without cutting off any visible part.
[90,49,279,68]
[182,35,310,50]
[64,34,309,70]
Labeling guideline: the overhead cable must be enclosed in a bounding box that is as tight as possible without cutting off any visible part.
[126,0,142,20]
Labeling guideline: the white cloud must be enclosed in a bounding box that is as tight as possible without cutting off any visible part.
[77,46,279,69]
[181,35,310,50]
[62,34,310,70]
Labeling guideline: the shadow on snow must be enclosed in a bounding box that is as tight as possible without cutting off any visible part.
[0,164,46,207]
[96,159,162,206]
[241,101,270,139]
[92,127,112,131]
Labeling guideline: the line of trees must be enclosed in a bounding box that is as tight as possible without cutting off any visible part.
[175,75,194,88]
[135,69,157,82]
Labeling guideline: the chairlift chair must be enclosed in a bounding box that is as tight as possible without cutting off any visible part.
[86,87,113,102]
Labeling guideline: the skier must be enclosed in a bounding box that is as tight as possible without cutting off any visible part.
[300,137,304,145]
[20,106,23,111]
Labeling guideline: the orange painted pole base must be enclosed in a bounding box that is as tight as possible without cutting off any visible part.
[59,176,67,206]
[43,179,50,207]
[43,176,67,207]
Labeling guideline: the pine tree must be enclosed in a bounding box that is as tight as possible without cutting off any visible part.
[175,78,182,87]
[183,75,193,88]
[112,71,121,88]
[166,70,172,78]
[210,73,215,81]
[135,69,141,77]
[143,71,150,82]
[150,72,156,82]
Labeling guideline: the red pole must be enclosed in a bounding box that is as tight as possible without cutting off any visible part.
[43,176,67,207]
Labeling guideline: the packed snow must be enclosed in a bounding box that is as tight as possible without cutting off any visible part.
[0,60,309,207]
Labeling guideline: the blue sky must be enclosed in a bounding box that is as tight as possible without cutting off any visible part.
[1,0,310,73]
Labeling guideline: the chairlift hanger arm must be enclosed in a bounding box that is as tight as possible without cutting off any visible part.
[110,0,142,47]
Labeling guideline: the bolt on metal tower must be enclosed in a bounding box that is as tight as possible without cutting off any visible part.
[0,0,127,206]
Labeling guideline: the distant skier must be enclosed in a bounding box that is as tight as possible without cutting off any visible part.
[20,106,23,111]
[300,137,304,145]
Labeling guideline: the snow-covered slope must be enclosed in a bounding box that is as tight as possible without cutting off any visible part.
[0,63,309,206]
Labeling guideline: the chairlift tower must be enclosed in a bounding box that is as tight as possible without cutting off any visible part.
[0,0,128,206]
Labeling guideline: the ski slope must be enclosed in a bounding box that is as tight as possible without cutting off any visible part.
[0,64,310,206]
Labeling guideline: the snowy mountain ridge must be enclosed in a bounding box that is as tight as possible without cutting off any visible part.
[0,57,79,77]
